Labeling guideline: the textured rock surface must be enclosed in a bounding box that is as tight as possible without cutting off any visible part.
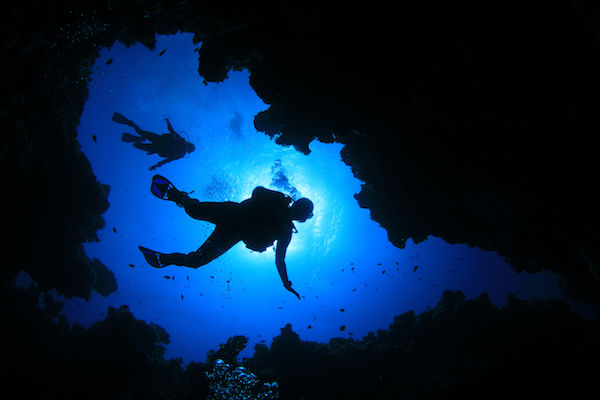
[3,1,600,304]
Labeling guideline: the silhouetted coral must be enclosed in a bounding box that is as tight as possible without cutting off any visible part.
[206,359,279,400]
[90,257,118,296]
[207,335,250,365]
[242,290,600,400]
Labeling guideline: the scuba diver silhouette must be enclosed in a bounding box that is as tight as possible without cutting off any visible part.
[112,112,195,170]
[138,175,314,299]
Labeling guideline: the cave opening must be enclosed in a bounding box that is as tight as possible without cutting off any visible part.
[61,32,565,363]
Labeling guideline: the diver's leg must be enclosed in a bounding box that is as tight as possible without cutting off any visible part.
[133,128,161,142]
[112,114,152,137]
[183,201,233,223]
[168,194,239,225]
[112,112,136,126]
[121,132,144,143]
[133,142,158,155]
[159,228,240,268]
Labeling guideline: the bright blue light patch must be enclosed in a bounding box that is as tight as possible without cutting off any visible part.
[65,32,569,363]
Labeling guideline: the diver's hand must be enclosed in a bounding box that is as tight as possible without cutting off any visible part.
[284,280,301,300]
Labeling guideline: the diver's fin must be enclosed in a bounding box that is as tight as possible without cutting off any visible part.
[151,174,175,199]
[138,246,165,268]
[112,112,133,125]
[121,132,143,143]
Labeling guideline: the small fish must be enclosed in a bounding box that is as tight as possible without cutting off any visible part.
[377,263,382,266]
[159,49,166,56]
[172,276,175,280]
[92,134,97,143]
[106,58,113,65]
[307,325,312,329]
[128,264,135,268]
[112,227,117,233]
[210,276,215,279]
[352,288,356,292]
[340,308,345,312]
[413,265,419,272]
[459,257,464,261]
[199,293,204,296]
[164,275,171,279]
[277,306,283,310]
[186,275,189,281]
[180,294,184,300]
[350,262,354,266]
[340,325,346,332]
[382,270,386,275]
[351,267,355,272]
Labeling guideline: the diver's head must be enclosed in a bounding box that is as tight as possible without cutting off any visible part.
[185,142,196,153]
[290,198,314,222]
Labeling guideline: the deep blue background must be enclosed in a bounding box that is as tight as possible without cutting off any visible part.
[61,33,567,363]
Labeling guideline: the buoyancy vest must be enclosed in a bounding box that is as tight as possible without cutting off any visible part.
[240,187,293,252]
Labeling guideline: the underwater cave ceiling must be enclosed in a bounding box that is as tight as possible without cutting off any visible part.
[3,2,600,307]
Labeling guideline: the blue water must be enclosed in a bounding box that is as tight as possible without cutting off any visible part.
[62,33,566,364]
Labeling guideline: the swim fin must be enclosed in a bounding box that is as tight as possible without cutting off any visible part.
[121,132,143,143]
[151,174,175,199]
[112,112,133,126]
[138,246,165,268]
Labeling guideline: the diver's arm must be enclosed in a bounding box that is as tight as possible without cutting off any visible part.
[275,230,301,300]
[165,118,177,135]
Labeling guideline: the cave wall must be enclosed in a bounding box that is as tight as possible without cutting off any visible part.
[4,0,599,304]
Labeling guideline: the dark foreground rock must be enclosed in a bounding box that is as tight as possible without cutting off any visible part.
[5,283,598,399]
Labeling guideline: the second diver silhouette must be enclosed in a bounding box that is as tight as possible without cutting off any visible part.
[138,175,314,299]
[112,112,195,170]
